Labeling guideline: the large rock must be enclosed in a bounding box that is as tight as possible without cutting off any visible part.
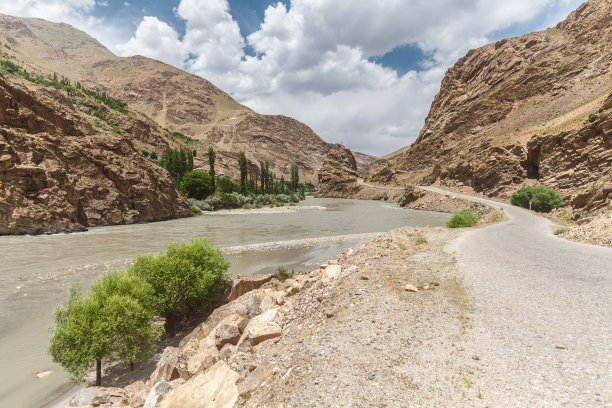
[69,386,124,407]
[242,308,283,346]
[143,380,172,408]
[150,347,179,384]
[224,274,274,302]
[214,312,247,349]
[317,145,361,197]
[158,361,239,408]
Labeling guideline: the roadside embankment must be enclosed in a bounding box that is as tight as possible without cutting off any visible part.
[63,224,489,407]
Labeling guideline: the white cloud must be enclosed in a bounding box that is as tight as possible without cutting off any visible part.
[115,16,185,67]
[0,0,584,155]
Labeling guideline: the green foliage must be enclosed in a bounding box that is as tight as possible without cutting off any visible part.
[180,171,213,200]
[216,177,236,194]
[168,131,196,143]
[446,210,477,228]
[150,151,158,160]
[275,266,293,281]
[141,149,149,158]
[219,192,240,208]
[238,152,248,193]
[553,226,569,235]
[510,185,562,213]
[127,240,230,336]
[290,164,299,191]
[0,59,128,113]
[160,148,194,183]
[208,147,216,188]
[49,276,162,385]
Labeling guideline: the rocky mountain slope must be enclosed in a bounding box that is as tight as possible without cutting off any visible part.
[0,73,191,235]
[362,0,611,217]
[0,14,334,184]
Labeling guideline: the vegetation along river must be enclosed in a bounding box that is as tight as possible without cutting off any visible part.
[0,197,450,408]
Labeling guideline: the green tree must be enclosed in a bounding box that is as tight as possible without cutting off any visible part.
[208,147,216,189]
[290,164,299,191]
[49,284,112,386]
[180,171,213,199]
[511,185,562,213]
[160,148,193,183]
[127,240,230,336]
[216,177,235,193]
[238,152,248,193]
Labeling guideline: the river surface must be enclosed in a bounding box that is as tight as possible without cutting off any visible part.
[0,197,449,408]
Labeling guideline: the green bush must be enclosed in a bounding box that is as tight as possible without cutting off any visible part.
[219,192,240,208]
[510,185,562,213]
[446,210,477,228]
[127,240,230,336]
[216,177,236,194]
[180,171,213,200]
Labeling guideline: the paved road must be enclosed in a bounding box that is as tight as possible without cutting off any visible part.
[422,186,612,407]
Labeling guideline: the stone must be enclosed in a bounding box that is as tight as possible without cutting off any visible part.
[158,361,239,408]
[150,347,179,384]
[143,380,172,408]
[404,284,419,292]
[34,370,53,379]
[237,362,274,396]
[242,308,283,346]
[214,313,246,349]
[121,380,148,408]
[224,274,274,302]
[181,348,219,380]
[322,265,342,282]
[360,276,369,280]
[70,387,124,407]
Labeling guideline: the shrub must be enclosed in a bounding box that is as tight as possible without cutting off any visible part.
[219,192,240,208]
[446,210,477,228]
[180,171,213,200]
[127,240,230,336]
[150,151,158,160]
[510,185,562,213]
[553,226,569,235]
[216,177,236,194]
[275,266,293,281]
[415,235,428,244]
[140,149,149,157]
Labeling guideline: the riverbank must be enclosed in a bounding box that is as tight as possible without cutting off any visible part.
[203,204,325,216]
[62,223,488,407]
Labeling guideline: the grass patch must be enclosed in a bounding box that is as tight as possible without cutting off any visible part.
[553,226,569,235]
[274,266,293,281]
[415,235,428,245]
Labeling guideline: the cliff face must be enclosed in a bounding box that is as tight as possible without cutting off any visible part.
[0,75,191,235]
[366,0,612,213]
[317,145,360,197]
[0,15,332,184]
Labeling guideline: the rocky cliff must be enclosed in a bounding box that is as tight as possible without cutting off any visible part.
[0,73,191,235]
[365,0,612,215]
[316,145,360,197]
[0,14,333,184]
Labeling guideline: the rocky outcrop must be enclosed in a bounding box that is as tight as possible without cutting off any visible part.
[526,92,612,215]
[317,145,360,197]
[0,75,191,235]
[364,0,612,213]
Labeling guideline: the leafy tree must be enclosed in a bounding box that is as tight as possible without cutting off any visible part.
[150,151,158,160]
[127,240,230,336]
[216,177,236,194]
[208,147,216,189]
[238,152,248,193]
[290,164,300,191]
[160,148,193,183]
[49,284,113,386]
[180,171,213,200]
[511,185,562,213]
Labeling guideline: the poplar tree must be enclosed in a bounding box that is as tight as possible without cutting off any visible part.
[208,147,216,189]
[238,152,248,193]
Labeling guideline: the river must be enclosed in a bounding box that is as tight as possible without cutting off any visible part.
[0,197,449,408]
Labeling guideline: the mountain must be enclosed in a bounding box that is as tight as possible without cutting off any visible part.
[0,14,332,184]
[363,0,611,216]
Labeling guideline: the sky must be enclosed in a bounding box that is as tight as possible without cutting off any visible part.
[0,0,584,156]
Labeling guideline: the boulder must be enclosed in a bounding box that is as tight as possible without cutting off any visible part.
[143,380,172,408]
[225,274,273,302]
[322,265,342,282]
[70,386,124,407]
[237,362,274,396]
[158,361,239,408]
[242,308,282,346]
[150,347,179,384]
[120,380,148,408]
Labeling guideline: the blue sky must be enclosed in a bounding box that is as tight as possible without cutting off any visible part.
[0,0,585,155]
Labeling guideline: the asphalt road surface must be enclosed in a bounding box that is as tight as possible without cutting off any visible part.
[422,186,612,407]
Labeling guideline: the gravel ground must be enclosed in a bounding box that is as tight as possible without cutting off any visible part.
[242,226,481,407]
[425,186,612,407]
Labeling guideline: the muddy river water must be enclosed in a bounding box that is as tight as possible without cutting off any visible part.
[0,197,449,407]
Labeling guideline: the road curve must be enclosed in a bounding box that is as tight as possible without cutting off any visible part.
[421,186,612,407]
